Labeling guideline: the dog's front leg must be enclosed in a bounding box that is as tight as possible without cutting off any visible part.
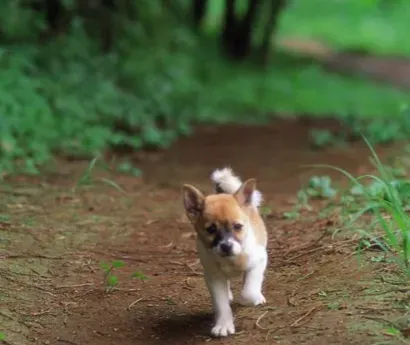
[204,270,235,337]
[239,249,267,306]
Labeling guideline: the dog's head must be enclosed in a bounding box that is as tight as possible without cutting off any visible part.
[182,179,256,258]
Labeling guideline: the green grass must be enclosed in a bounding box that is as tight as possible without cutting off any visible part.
[200,0,410,122]
[278,0,410,55]
[206,0,410,55]
[308,138,410,275]
[1,1,410,175]
[198,48,409,120]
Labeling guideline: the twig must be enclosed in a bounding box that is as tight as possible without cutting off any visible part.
[110,288,140,292]
[56,338,79,345]
[255,311,270,330]
[284,230,328,255]
[0,310,14,321]
[55,283,94,289]
[1,254,63,260]
[169,260,203,276]
[356,306,404,313]
[380,276,406,286]
[20,309,52,317]
[364,288,410,296]
[285,247,326,262]
[291,306,319,327]
[127,298,143,310]
[4,275,56,296]
[160,241,174,248]
[360,315,400,329]
[297,271,315,282]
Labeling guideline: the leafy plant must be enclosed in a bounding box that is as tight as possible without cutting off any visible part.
[340,111,410,145]
[306,176,338,199]
[100,260,126,291]
[116,161,142,177]
[283,189,311,220]
[310,137,410,274]
[0,332,5,341]
[131,271,148,281]
[309,129,339,149]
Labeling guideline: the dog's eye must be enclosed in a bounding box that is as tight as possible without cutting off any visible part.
[233,223,243,231]
[206,224,217,234]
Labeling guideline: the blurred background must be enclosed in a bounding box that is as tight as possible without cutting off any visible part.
[1,0,410,175]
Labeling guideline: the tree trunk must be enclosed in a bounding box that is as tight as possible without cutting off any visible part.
[45,0,63,31]
[221,0,261,61]
[260,0,286,64]
[192,0,208,30]
[221,0,237,56]
[100,0,116,52]
[236,0,260,58]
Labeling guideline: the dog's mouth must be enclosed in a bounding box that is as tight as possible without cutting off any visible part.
[219,251,234,258]
[214,240,241,257]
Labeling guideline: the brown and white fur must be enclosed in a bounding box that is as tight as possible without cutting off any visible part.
[182,167,268,337]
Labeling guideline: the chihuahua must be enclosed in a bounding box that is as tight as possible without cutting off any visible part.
[182,167,268,337]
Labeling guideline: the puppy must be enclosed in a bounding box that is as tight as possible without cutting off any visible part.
[182,167,268,337]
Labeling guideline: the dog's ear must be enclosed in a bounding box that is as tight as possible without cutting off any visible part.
[235,178,256,206]
[182,184,205,221]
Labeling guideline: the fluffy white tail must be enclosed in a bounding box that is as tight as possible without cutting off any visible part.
[210,167,263,208]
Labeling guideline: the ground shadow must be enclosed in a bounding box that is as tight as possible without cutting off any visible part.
[152,311,213,342]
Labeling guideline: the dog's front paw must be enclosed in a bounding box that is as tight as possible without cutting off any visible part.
[239,291,266,307]
[211,317,235,337]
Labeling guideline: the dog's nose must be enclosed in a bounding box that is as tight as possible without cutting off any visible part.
[220,242,233,254]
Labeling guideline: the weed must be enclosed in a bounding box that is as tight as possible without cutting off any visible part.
[76,156,101,187]
[116,162,142,177]
[384,326,401,337]
[308,137,410,274]
[0,332,5,341]
[131,271,148,281]
[100,260,147,291]
[0,214,10,222]
[309,129,340,149]
[100,178,126,194]
[100,260,126,292]
[282,189,312,220]
[327,302,341,310]
[306,176,338,199]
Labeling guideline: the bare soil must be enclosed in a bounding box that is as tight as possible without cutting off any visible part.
[1,118,408,345]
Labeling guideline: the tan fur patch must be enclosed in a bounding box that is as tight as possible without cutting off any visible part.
[182,180,267,273]
[194,194,247,247]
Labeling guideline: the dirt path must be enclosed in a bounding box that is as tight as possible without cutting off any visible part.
[279,37,410,88]
[0,118,406,345]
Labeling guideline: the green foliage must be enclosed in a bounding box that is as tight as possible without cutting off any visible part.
[100,260,147,292]
[309,111,410,150]
[100,260,126,291]
[306,176,338,199]
[279,0,410,55]
[309,129,339,149]
[0,1,202,175]
[131,271,148,281]
[116,161,142,177]
[0,332,5,341]
[1,0,410,174]
[342,112,410,144]
[311,138,410,274]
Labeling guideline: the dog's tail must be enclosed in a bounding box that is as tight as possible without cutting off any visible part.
[210,167,262,207]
